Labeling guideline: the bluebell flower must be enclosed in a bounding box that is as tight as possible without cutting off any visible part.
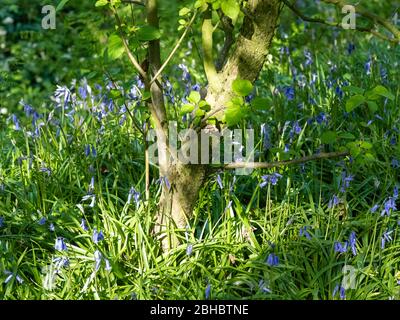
[105,258,112,271]
[94,250,102,271]
[205,283,211,299]
[192,84,201,92]
[304,50,313,66]
[260,173,283,187]
[49,223,55,232]
[92,146,97,157]
[84,145,91,157]
[216,175,223,190]
[381,197,396,217]
[349,231,357,256]
[11,114,21,131]
[334,241,348,253]
[158,176,171,191]
[55,237,67,251]
[53,256,70,268]
[266,253,279,266]
[258,280,272,294]
[365,58,372,75]
[82,194,96,208]
[127,187,140,208]
[335,86,344,99]
[332,284,346,299]
[392,159,400,169]
[381,229,393,249]
[284,144,290,153]
[328,195,340,209]
[38,217,47,225]
[347,43,355,55]
[80,219,89,231]
[293,121,302,135]
[283,86,295,101]
[340,172,354,193]
[89,176,95,192]
[186,244,193,256]
[261,123,272,151]
[394,186,399,199]
[4,271,24,284]
[92,228,104,244]
[0,217,4,228]
[370,204,379,213]
[316,112,329,125]
[299,226,312,239]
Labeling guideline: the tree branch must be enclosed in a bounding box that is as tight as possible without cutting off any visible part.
[223,151,350,170]
[216,11,234,71]
[150,11,198,85]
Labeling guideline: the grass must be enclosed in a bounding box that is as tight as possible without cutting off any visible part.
[0,24,399,300]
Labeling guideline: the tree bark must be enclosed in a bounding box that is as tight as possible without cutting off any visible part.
[152,0,282,250]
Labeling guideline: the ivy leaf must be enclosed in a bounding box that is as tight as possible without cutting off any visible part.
[137,26,161,42]
[221,0,240,21]
[345,95,366,112]
[232,79,253,97]
[107,34,125,60]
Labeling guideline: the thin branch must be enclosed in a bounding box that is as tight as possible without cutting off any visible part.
[223,151,350,170]
[216,11,234,71]
[150,11,198,85]
[283,0,400,43]
[112,7,148,81]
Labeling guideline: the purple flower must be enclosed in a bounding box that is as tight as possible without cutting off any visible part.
[94,250,102,271]
[127,187,140,208]
[349,231,357,256]
[0,217,4,228]
[49,223,55,232]
[365,58,372,75]
[266,253,279,266]
[392,159,400,168]
[216,174,223,190]
[333,284,346,299]
[186,244,193,256]
[55,237,67,251]
[92,228,104,244]
[260,173,283,187]
[370,204,379,213]
[11,114,21,131]
[334,241,348,253]
[381,229,393,249]
[381,197,396,217]
[328,195,340,209]
[80,219,89,231]
[340,172,354,193]
[347,43,355,55]
[299,226,312,239]
[258,280,272,294]
[205,283,211,299]
[293,121,302,135]
[283,86,295,101]
[38,217,47,225]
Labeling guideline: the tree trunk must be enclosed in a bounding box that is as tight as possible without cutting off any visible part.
[153,0,282,250]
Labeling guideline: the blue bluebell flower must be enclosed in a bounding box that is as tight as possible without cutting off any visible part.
[11,114,21,131]
[266,253,279,266]
[4,271,24,284]
[334,241,348,253]
[84,145,91,157]
[80,219,89,231]
[89,176,95,192]
[365,58,372,75]
[186,244,193,256]
[370,204,379,213]
[82,194,96,208]
[205,283,211,299]
[316,112,329,125]
[381,197,396,217]
[94,250,102,271]
[328,195,340,209]
[55,237,67,251]
[349,231,357,256]
[127,187,140,208]
[0,217,4,227]
[381,229,393,249]
[49,223,55,232]
[340,172,354,193]
[53,256,70,268]
[283,86,295,101]
[261,123,272,151]
[216,174,223,190]
[92,228,104,244]
[258,280,272,294]
[347,43,355,55]
[38,217,47,225]
[392,159,400,169]
[105,258,112,271]
[158,176,171,191]
[299,226,312,239]
[332,284,346,299]
[260,173,283,187]
[304,50,313,66]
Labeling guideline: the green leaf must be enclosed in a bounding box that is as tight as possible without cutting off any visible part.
[137,26,161,42]
[221,0,240,21]
[343,86,364,95]
[321,131,337,144]
[339,132,355,140]
[367,100,379,113]
[188,91,201,104]
[56,0,70,11]
[95,0,108,7]
[199,100,211,112]
[107,34,125,60]
[224,101,245,126]
[345,95,366,112]
[232,79,253,97]
[180,104,195,115]
[179,7,191,16]
[370,85,395,101]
